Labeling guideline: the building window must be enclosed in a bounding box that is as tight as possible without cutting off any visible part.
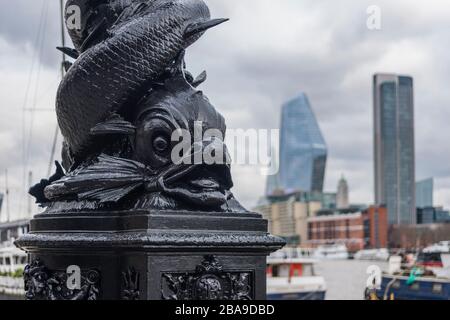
[346,220,350,239]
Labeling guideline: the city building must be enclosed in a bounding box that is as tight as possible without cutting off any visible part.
[436,208,450,223]
[416,178,434,209]
[254,191,336,245]
[266,93,327,196]
[417,206,450,224]
[0,220,29,246]
[373,73,416,225]
[307,206,388,252]
[336,175,349,209]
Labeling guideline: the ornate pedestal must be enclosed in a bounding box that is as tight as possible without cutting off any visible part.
[15,210,284,300]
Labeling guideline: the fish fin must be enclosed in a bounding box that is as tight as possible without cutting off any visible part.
[163,50,188,85]
[184,70,195,84]
[80,17,108,52]
[44,154,152,203]
[29,161,65,204]
[90,113,136,136]
[192,71,207,88]
[184,18,229,38]
[56,47,79,59]
[63,61,73,72]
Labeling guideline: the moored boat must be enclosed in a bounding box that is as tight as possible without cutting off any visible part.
[354,248,390,261]
[368,253,450,300]
[0,243,27,298]
[267,258,326,300]
[375,273,450,300]
[313,244,349,260]
[0,220,29,299]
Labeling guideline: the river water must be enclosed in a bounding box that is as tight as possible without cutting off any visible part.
[315,259,388,300]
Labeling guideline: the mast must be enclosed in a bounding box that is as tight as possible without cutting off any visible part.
[47,0,66,176]
[5,169,10,222]
[27,171,33,219]
[59,0,67,75]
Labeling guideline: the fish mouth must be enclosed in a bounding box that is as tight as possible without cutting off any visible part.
[156,164,233,208]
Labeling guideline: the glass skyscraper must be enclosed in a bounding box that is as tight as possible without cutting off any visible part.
[416,178,433,209]
[267,93,327,195]
[373,74,416,225]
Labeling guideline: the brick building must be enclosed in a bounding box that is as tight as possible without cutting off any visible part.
[254,191,336,245]
[307,206,388,252]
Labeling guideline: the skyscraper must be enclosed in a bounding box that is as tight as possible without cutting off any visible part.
[416,178,434,209]
[267,93,327,195]
[373,74,416,225]
[337,175,349,209]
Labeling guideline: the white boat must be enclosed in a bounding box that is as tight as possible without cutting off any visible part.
[313,244,349,260]
[423,241,450,254]
[433,254,450,279]
[0,241,27,297]
[269,247,315,259]
[0,219,29,299]
[267,258,326,300]
[354,248,390,261]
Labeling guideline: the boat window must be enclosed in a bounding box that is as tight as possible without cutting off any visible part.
[432,283,442,294]
[272,266,279,277]
[303,264,314,277]
[410,283,420,291]
[278,265,290,277]
[270,264,292,277]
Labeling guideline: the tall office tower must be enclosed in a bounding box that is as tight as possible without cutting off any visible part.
[269,93,327,195]
[337,175,349,209]
[416,178,434,209]
[373,74,416,225]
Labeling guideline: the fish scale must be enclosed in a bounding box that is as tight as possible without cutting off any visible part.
[57,0,211,158]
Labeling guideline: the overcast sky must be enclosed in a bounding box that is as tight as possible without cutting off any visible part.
[1,0,450,221]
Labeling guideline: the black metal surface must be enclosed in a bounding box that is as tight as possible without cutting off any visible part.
[16,209,283,300]
[17,0,285,300]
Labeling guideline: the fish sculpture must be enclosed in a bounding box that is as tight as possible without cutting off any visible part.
[30,0,246,213]
[58,0,227,159]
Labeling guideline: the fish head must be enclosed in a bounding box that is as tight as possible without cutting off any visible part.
[133,77,234,208]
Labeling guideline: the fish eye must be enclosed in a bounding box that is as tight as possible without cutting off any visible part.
[153,135,170,154]
[134,113,175,168]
